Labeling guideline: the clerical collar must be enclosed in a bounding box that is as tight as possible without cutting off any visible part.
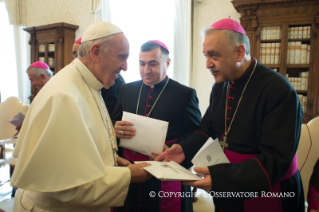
[231,57,256,86]
[73,58,104,91]
[144,75,168,89]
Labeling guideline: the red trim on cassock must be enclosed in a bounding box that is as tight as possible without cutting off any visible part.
[195,131,209,138]
[252,157,271,191]
[234,58,256,81]
[144,88,152,116]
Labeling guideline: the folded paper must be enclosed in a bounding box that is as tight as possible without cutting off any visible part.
[191,137,230,167]
[9,112,25,127]
[119,111,168,156]
[135,161,201,181]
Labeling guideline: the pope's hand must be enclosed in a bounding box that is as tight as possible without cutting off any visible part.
[128,162,152,183]
[183,167,212,193]
[117,156,131,166]
[154,144,185,164]
[114,120,136,139]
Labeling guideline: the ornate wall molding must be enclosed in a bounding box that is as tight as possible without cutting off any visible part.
[56,28,64,44]
[233,0,319,13]
[239,8,258,31]
[29,30,36,46]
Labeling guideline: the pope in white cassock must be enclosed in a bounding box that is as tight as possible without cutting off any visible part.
[11,21,151,212]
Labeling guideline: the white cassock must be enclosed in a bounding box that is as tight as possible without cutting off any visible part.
[11,59,131,212]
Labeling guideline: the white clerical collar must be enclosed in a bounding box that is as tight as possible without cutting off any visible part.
[72,58,104,91]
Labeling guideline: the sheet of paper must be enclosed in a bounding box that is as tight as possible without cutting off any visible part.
[9,112,25,127]
[191,137,230,167]
[135,161,201,181]
[119,111,168,156]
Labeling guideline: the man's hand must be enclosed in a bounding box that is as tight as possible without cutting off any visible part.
[114,120,136,139]
[128,162,152,183]
[149,144,169,160]
[183,167,212,193]
[154,144,185,164]
[117,156,131,167]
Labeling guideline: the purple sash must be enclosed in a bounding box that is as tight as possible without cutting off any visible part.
[308,186,319,211]
[224,149,298,212]
[124,139,181,212]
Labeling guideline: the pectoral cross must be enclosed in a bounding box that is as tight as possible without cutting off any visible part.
[220,136,228,150]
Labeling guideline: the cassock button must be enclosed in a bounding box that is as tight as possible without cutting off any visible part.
[150,88,154,91]
[147,105,151,107]
[226,117,231,121]
[227,107,232,110]
[145,114,148,116]
[228,96,234,99]
[149,96,153,99]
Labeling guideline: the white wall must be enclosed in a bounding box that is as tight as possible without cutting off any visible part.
[191,0,240,115]
[25,0,95,39]
[23,0,240,114]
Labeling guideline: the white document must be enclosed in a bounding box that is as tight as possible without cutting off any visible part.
[9,112,25,127]
[119,111,169,156]
[135,161,201,181]
[191,138,230,167]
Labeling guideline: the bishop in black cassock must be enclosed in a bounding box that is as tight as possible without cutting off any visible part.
[159,19,305,212]
[112,40,201,212]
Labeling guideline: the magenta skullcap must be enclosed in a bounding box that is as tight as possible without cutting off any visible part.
[210,18,246,35]
[30,61,49,69]
[75,37,82,44]
[148,40,169,53]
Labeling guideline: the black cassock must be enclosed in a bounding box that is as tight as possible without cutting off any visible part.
[112,76,201,212]
[180,59,305,212]
[308,159,319,211]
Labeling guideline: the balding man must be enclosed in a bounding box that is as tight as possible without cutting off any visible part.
[11,21,150,212]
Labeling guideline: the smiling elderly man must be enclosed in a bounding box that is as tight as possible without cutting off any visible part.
[27,61,52,91]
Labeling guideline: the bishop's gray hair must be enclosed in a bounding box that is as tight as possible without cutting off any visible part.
[78,35,114,58]
[202,28,250,55]
[27,67,53,77]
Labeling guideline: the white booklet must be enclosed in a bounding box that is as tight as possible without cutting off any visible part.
[191,137,230,167]
[135,161,201,181]
[119,111,169,156]
[9,112,25,127]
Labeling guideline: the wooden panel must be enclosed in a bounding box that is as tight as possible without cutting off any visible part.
[23,22,78,102]
[232,0,319,121]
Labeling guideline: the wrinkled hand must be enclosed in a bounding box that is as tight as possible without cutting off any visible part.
[114,120,136,139]
[117,156,131,167]
[183,167,212,193]
[154,144,185,164]
[128,162,152,183]
[149,144,169,160]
